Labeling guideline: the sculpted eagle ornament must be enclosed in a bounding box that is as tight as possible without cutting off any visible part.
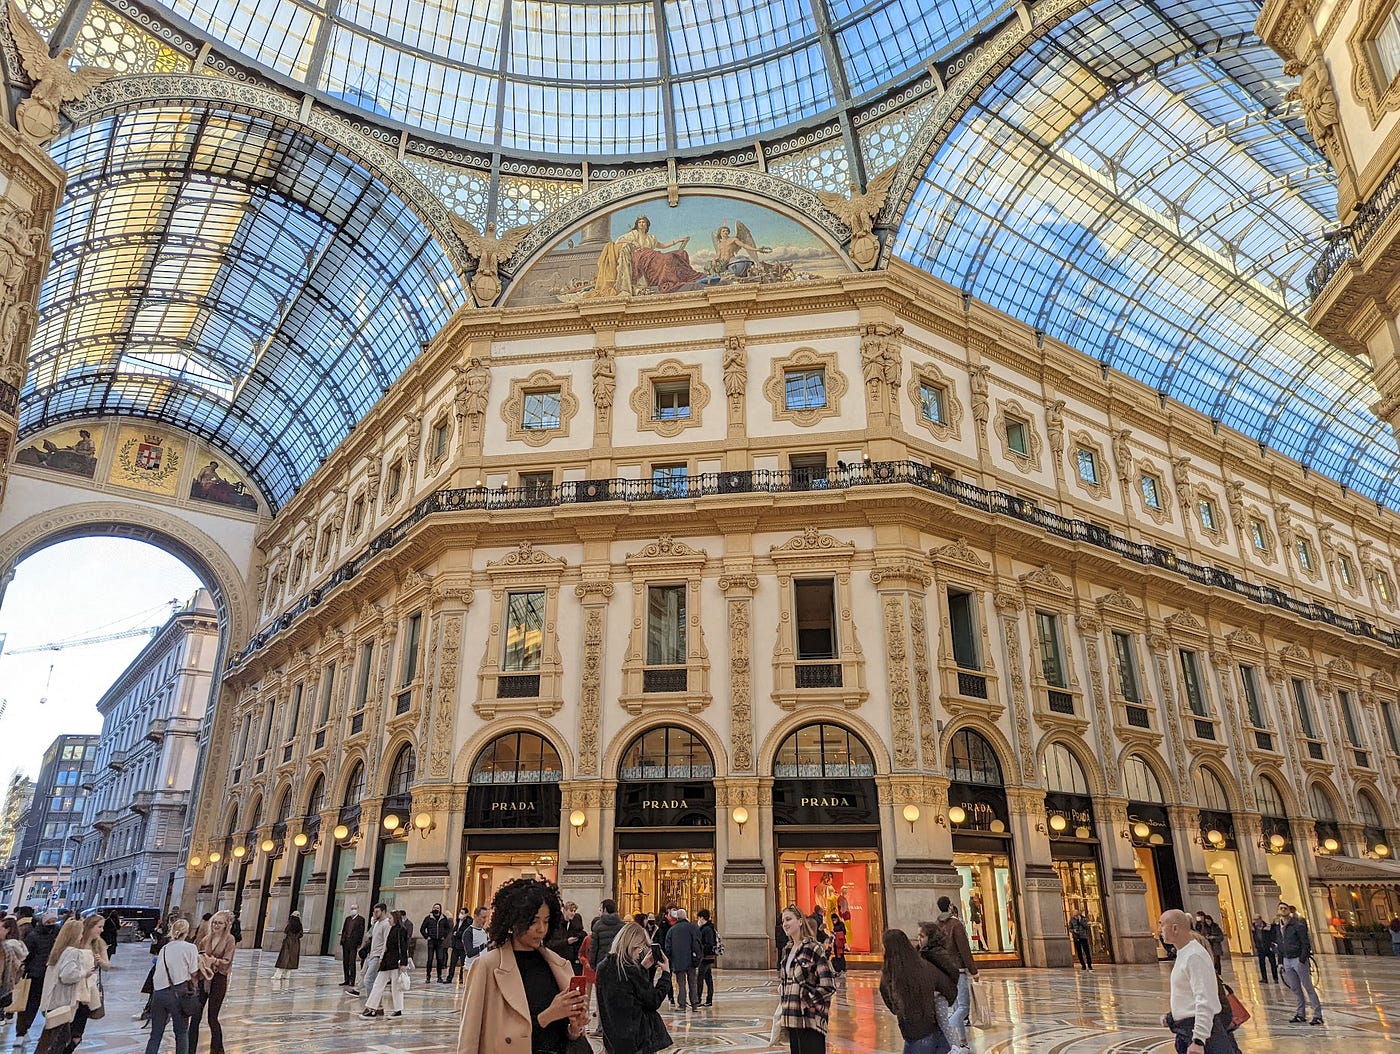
[817,165,898,270]
[451,216,532,307]
[7,0,115,145]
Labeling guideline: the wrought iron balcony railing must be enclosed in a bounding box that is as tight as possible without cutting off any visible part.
[1308,153,1400,299]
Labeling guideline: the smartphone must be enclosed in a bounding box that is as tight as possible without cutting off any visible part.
[568,975,589,998]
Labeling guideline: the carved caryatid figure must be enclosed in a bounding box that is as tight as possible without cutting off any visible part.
[451,217,532,307]
[592,346,616,412]
[453,356,490,422]
[1287,56,1341,162]
[817,165,897,270]
[8,1,115,145]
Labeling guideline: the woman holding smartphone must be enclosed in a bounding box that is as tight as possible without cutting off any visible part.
[457,878,586,1054]
[597,922,673,1054]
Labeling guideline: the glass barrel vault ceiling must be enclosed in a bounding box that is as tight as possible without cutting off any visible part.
[23,107,462,509]
[897,0,1400,504]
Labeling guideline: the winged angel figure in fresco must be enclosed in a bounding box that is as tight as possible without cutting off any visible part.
[7,1,114,145]
[451,216,533,306]
[817,165,898,270]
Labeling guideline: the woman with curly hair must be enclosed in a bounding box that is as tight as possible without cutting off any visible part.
[458,877,587,1054]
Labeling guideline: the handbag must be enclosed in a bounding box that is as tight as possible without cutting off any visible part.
[1221,981,1250,1030]
[87,973,106,1020]
[966,975,993,1030]
[11,976,29,1008]
[398,968,412,993]
[769,1004,787,1046]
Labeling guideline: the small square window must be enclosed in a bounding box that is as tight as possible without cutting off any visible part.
[350,496,366,532]
[652,464,689,497]
[1198,499,1217,532]
[919,382,946,424]
[1250,520,1268,552]
[784,368,827,411]
[1140,474,1161,509]
[1297,539,1314,571]
[1339,553,1355,586]
[654,380,691,420]
[1006,418,1029,456]
[522,389,562,430]
[1076,449,1098,485]
[1380,571,1395,603]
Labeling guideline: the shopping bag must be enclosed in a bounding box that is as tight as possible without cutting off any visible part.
[769,1004,786,1046]
[1223,983,1250,1029]
[398,968,412,993]
[966,975,993,1030]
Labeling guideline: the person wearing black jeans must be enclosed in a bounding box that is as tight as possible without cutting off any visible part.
[339,906,366,987]
[1251,914,1280,983]
[447,909,471,983]
[16,912,58,1041]
[1069,910,1093,971]
[696,909,719,1007]
[419,903,453,983]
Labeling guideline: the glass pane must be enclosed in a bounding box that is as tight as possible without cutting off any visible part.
[503,591,545,670]
[784,368,826,410]
[522,390,561,429]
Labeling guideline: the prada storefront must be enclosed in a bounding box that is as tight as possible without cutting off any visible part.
[946,729,1020,964]
[772,723,884,959]
[1042,744,1112,963]
[460,732,563,910]
[615,726,716,919]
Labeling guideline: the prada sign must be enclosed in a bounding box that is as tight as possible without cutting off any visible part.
[773,779,877,826]
[615,781,715,828]
[465,781,562,830]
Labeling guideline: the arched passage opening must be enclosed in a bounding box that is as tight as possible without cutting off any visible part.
[945,727,1019,964]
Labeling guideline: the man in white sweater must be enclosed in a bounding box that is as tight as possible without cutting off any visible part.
[1159,909,1226,1053]
[350,903,391,998]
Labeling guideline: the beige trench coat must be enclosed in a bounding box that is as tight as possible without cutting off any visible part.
[457,944,575,1053]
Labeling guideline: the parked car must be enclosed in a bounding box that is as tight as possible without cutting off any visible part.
[81,905,163,942]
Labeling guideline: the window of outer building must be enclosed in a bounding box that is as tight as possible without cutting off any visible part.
[502,591,545,671]
[1339,689,1363,748]
[1296,538,1314,572]
[784,367,827,411]
[794,579,838,660]
[399,612,423,686]
[1140,474,1162,509]
[1179,649,1207,716]
[353,640,374,714]
[1076,448,1099,485]
[522,388,562,430]
[385,459,403,502]
[286,682,304,743]
[789,452,828,490]
[919,381,947,424]
[1240,665,1266,728]
[1036,611,1068,688]
[652,463,689,498]
[646,585,686,667]
[520,471,554,500]
[429,418,449,462]
[1112,630,1141,702]
[775,722,874,778]
[653,379,691,420]
[1005,417,1030,456]
[1338,552,1356,587]
[1291,678,1318,738]
[1375,6,1400,82]
[948,590,980,671]
[350,495,366,533]
[1250,520,1268,552]
[316,663,335,729]
[1384,701,1400,755]
[1197,499,1217,532]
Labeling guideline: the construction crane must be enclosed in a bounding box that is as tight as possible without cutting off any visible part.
[1,624,163,655]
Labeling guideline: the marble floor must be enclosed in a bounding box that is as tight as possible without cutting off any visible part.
[16,947,1397,1053]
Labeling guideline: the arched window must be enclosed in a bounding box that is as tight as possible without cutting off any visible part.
[471,731,564,784]
[246,797,263,834]
[1193,768,1231,813]
[621,726,715,780]
[342,761,365,807]
[386,746,416,797]
[1041,743,1090,795]
[1308,782,1337,821]
[1255,776,1287,818]
[274,790,293,824]
[947,729,1002,786]
[774,723,874,778]
[304,775,325,820]
[1357,791,1382,828]
[1123,754,1164,803]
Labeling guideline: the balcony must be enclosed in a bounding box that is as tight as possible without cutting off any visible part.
[642,667,688,694]
[1047,690,1075,715]
[146,718,166,743]
[956,670,988,699]
[795,661,843,689]
[93,809,121,831]
[129,791,153,815]
[107,750,126,772]
[497,674,541,698]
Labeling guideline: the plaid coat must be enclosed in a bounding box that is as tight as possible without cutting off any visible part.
[778,937,837,1034]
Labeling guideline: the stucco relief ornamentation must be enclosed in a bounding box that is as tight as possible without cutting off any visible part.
[576,604,606,777]
[592,346,616,417]
[762,346,848,427]
[929,537,989,571]
[1284,55,1343,154]
[452,217,531,306]
[906,360,963,442]
[629,358,710,438]
[428,615,462,778]
[1079,618,1114,788]
[909,597,935,769]
[993,398,1042,473]
[722,336,747,425]
[770,526,847,555]
[1149,638,1190,788]
[883,595,917,770]
[997,600,1036,782]
[453,355,490,432]
[869,563,932,588]
[0,201,45,376]
[1045,400,1065,468]
[1111,429,1134,484]
[859,321,903,413]
[729,597,755,773]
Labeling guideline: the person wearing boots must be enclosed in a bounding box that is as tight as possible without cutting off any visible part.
[420,904,453,984]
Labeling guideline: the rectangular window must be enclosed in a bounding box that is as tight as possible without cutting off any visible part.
[652,463,689,498]
[353,640,375,713]
[236,712,254,763]
[319,524,335,561]
[1076,449,1099,484]
[522,389,562,430]
[1338,553,1355,586]
[520,471,554,500]
[1290,677,1317,738]
[947,590,980,671]
[259,702,275,753]
[386,460,403,501]
[1006,418,1029,455]
[400,611,423,685]
[1250,520,1268,552]
[1198,500,1216,532]
[430,419,449,461]
[794,579,837,659]
[1238,665,1266,727]
[919,382,946,424]
[789,452,828,490]
[1381,571,1395,603]
[1111,631,1140,703]
[1376,7,1400,83]
[1179,649,1207,717]
[316,663,335,727]
[646,585,687,666]
[1296,540,1313,571]
[287,682,304,742]
[653,380,691,420]
[1383,701,1400,755]
[503,591,545,671]
[1036,611,1067,688]
[784,368,827,410]
[1140,474,1161,509]
[350,496,366,533]
[1339,689,1362,748]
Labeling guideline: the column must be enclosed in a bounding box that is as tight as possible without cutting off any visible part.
[1096,798,1159,963]
[1006,786,1071,967]
[882,774,960,936]
[714,777,770,970]
[395,787,464,922]
[557,780,610,911]
[1168,805,1225,920]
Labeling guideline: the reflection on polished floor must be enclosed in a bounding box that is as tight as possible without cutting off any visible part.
[37,947,1400,1053]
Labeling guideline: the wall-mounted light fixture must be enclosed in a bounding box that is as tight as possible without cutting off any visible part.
[207,851,222,864]
[1316,836,1340,855]
[189,856,203,870]
[382,814,402,833]
[413,812,436,838]
[569,810,588,835]
[260,838,276,854]
[732,806,748,835]
[947,805,967,826]
[1048,814,1068,834]
[231,845,247,860]
[902,804,921,832]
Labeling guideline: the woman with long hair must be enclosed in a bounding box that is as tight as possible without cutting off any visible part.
[777,905,837,1054]
[271,912,303,987]
[0,916,27,1022]
[362,910,407,1018]
[880,929,952,1054]
[35,916,103,1054]
[458,877,587,1053]
[67,914,110,1052]
[596,921,672,1054]
[189,910,235,1053]
[146,918,198,1054]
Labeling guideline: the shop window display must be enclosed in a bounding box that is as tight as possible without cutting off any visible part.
[954,853,1017,958]
[617,850,714,920]
[778,850,883,956]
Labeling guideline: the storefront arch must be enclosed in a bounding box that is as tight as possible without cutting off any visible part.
[1121,751,1169,804]
[384,746,417,798]
[759,709,890,778]
[1194,764,1249,954]
[1040,740,1098,797]
[372,745,418,908]
[1192,764,1237,812]
[606,713,726,782]
[336,757,368,809]
[301,772,327,820]
[1254,769,1299,817]
[453,717,574,785]
[771,722,876,779]
[1122,750,1182,919]
[322,759,367,953]
[941,719,1018,786]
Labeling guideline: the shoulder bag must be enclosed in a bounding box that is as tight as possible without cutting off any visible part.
[159,947,201,1018]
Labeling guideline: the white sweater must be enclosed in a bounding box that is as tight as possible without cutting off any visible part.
[1169,940,1220,1043]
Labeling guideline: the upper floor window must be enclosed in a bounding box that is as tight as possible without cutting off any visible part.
[1382,701,1400,755]
[784,368,827,411]
[1379,569,1394,603]
[1036,611,1068,688]
[919,382,947,425]
[1179,649,1207,716]
[316,662,335,728]
[646,585,686,667]
[1296,539,1314,572]
[522,388,562,430]
[653,379,691,420]
[352,640,375,713]
[1197,499,1217,533]
[1250,520,1268,552]
[503,591,545,671]
[1111,630,1140,703]
[350,495,366,533]
[652,463,689,498]
[794,578,838,661]
[1076,448,1099,485]
[1338,552,1356,587]
[385,459,404,502]
[1374,6,1400,82]
[947,590,980,671]
[1005,417,1030,456]
[520,471,554,500]
[1140,474,1162,510]
[429,418,449,462]
[1239,665,1266,728]
[319,523,335,561]
[286,682,304,743]
[399,611,423,685]
[1291,677,1317,738]
[1339,689,1363,748]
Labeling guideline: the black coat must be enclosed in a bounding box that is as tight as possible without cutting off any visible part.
[451,917,472,953]
[596,955,672,1054]
[420,911,453,944]
[22,923,58,978]
[382,921,408,972]
[340,913,367,950]
[663,919,701,971]
[590,912,625,968]
[548,913,586,962]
